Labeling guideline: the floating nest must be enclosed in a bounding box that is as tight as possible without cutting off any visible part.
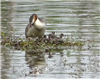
[1,31,84,51]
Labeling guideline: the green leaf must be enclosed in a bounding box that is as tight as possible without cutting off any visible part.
[5,43,10,47]
[50,49,54,52]
[19,38,22,40]
[1,31,5,36]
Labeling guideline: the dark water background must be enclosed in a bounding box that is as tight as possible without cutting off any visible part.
[1,0,100,79]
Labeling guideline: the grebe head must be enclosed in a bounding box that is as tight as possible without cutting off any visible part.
[29,14,37,25]
[29,14,46,30]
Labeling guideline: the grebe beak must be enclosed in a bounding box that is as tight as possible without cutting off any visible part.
[31,19,34,24]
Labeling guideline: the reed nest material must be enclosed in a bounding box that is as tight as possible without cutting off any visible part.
[1,31,84,51]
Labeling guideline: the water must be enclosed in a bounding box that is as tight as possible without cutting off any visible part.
[1,0,100,79]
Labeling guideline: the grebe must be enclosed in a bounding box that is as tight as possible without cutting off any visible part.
[25,14,46,39]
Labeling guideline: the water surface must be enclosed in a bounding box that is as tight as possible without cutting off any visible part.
[1,0,100,79]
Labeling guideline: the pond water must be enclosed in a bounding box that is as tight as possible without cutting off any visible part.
[1,0,100,79]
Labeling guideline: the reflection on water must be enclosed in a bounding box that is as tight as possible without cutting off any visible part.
[1,0,100,79]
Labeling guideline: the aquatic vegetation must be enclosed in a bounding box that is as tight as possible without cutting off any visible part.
[1,31,5,37]
[1,31,84,51]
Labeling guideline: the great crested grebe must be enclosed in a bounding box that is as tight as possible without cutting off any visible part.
[25,14,46,39]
